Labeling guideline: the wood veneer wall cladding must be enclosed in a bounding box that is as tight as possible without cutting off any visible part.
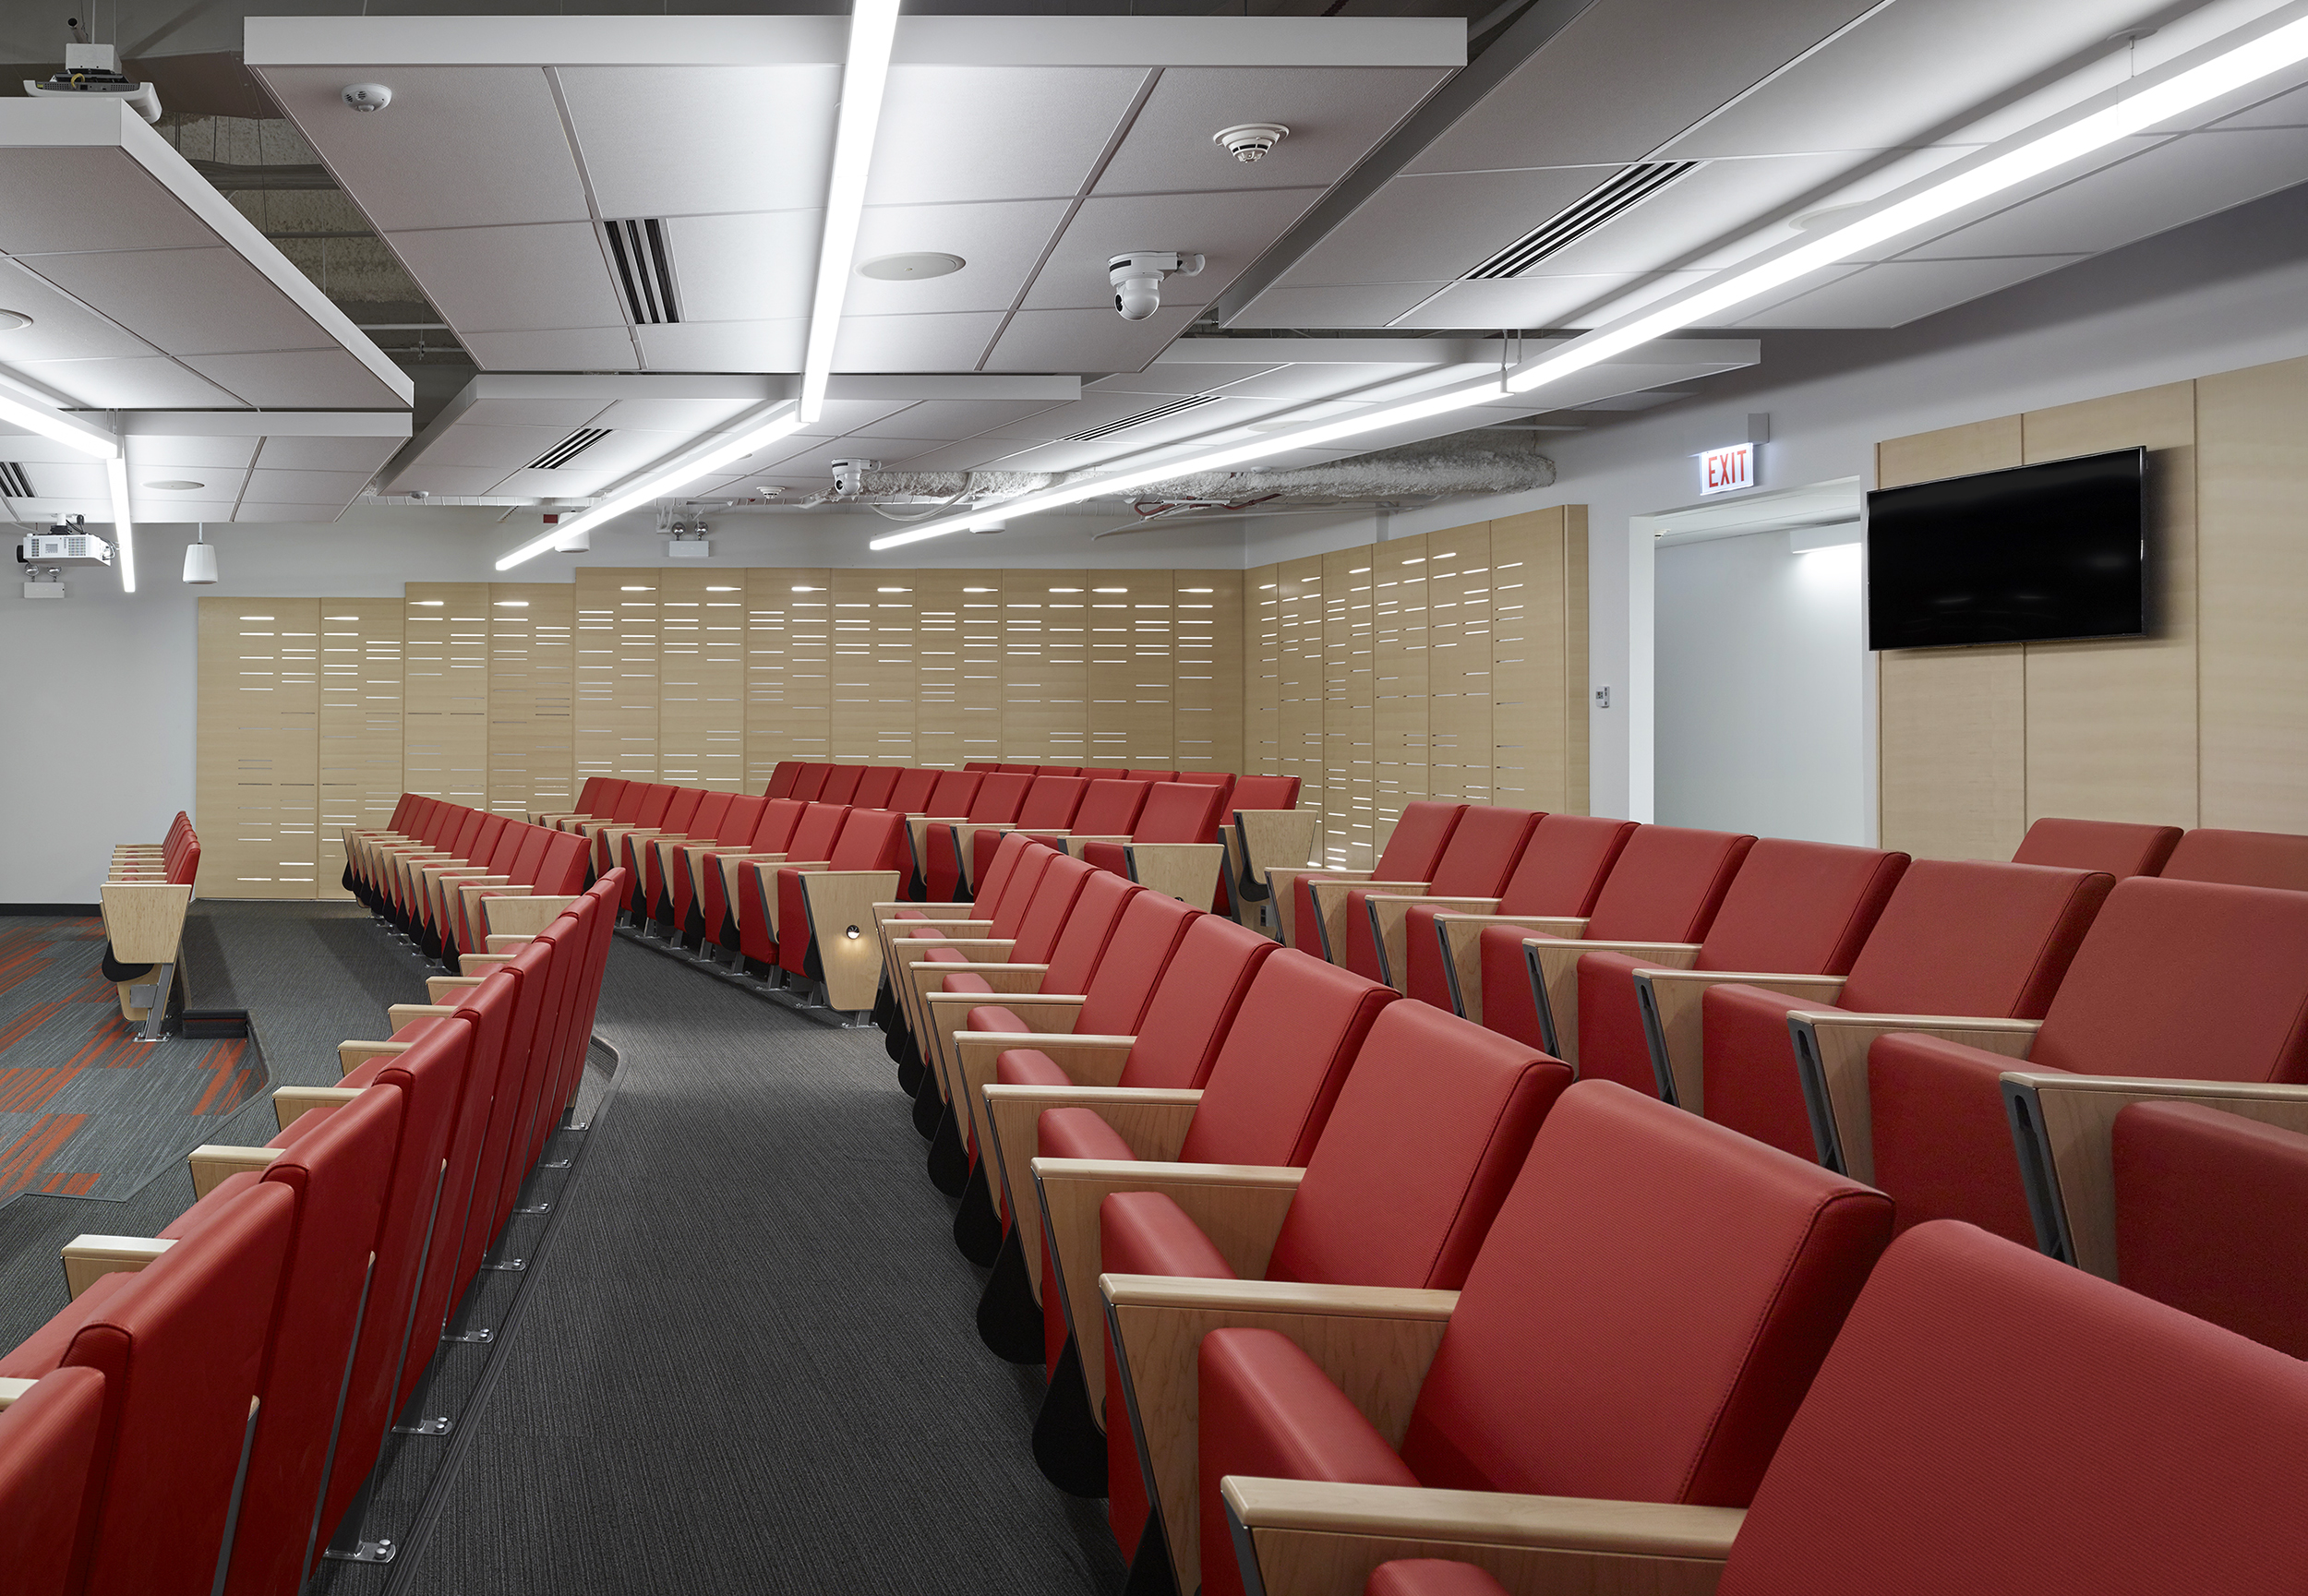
[1248,507,1590,870]
[315,598,403,900]
[198,598,321,897]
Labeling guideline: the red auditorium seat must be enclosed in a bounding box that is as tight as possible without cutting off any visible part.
[879,832,1064,1058]
[617,788,733,918]
[1075,766,1130,782]
[0,1367,106,1596]
[959,774,1088,894]
[2161,825,2308,890]
[922,773,1033,902]
[763,761,804,798]
[2011,815,2182,878]
[1044,1002,1569,1560]
[1167,1078,1890,1596]
[1546,836,1900,1081]
[451,828,588,966]
[1649,858,2112,1160]
[887,766,941,813]
[769,808,912,1007]
[1076,781,1233,907]
[964,761,999,773]
[1219,774,1304,921]
[788,763,832,801]
[648,794,763,940]
[686,797,806,958]
[733,801,852,975]
[1126,768,1178,783]
[902,769,988,896]
[1230,1221,2308,1596]
[853,766,901,809]
[1853,877,2308,1244]
[1271,800,1466,954]
[816,764,867,805]
[1335,806,1543,983]
[1404,813,1635,1018]
[0,1179,295,1596]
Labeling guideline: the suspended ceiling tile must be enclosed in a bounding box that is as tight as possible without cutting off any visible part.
[234,501,351,523]
[866,66,1151,207]
[1727,255,2086,328]
[0,260,162,362]
[253,66,592,230]
[1223,282,1447,329]
[1522,152,1862,276]
[846,200,1073,318]
[665,211,822,323]
[556,65,841,217]
[178,349,406,410]
[1021,187,1328,311]
[1384,274,1670,330]
[3,354,240,408]
[463,327,638,370]
[133,498,245,522]
[756,435,967,476]
[240,469,379,503]
[832,311,1006,373]
[981,304,1202,373]
[126,435,259,471]
[594,395,767,430]
[403,423,576,470]
[0,142,218,255]
[491,465,627,498]
[384,462,522,497]
[865,438,1030,474]
[252,435,404,472]
[1092,66,1449,198]
[3,460,108,498]
[455,397,614,430]
[1273,169,1609,290]
[391,222,625,333]
[1204,361,1444,400]
[634,318,806,372]
[868,397,1076,440]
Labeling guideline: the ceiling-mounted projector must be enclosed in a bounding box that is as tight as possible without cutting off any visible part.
[19,518,113,568]
[23,24,161,122]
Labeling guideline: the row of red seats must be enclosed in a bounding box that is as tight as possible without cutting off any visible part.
[107,810,198,887]
[0,870,623,1596]
[878,827,2308,1596]
[343,799,593,962]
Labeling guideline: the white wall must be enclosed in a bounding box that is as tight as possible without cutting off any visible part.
[1655,531,1868,844]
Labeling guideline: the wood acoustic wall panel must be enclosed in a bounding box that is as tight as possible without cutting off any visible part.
[956,575,1004,766]
[2197,354,2308,830]
[832,569,916,764]
[1489,507,1588,816]
[1086,572,1173,765]
[1876,420,2028,860]
[315,597,403,899]
[1174,571,1244,776]
[745,569,832,777]
[402,583,488,810]
[912,570,970,770]
[657,570,746,789]
[198,597,321,897]
[1373,534,1431,839]
[483,582,573,822]
[2021,384,2198,831]
[1322,548,1374,869]
[1276,558,1325,855]
[1424,524,1492,806]
[1244,566,1281,780]
[574,569,658,784]
[1003,570,1087,763]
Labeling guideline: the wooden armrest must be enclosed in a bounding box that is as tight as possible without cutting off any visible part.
[1222,1478,1742,1596]
[1124,842,1226,906]
[479,894,576,940]
[337,1038,413,1075]
[426,976,484,1003]
[1633,970,1851,1116]
[275,1086,360,1133]
[456,952,517,973]
[1424,913,1588,1024]
[914,964,1052,996]
[1521,937,1701,1064]
[981,1086,1200,1291]
[98,882,194,965]
[386,1003,458,1028]
[187,1144,283,1200]
[906,942,1018,995]
[0,1377,36,1409]
[62,1235,174,1298]
[1062,834,1130,858]
[952,1027,1132,1216]
[1234,809,1323,889]
[1101,1273,1460,1580]
[1360,888,1439,990]
[2000,1072,2308,1279]
[926,993,1088,1100]
[799,870,905,1008]
[484,934,537,952]
[1793,1012,2041,1184]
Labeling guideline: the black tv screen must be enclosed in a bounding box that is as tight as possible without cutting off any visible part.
[1866,447,2146,650]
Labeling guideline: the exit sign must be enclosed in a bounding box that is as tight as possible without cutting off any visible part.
[1700,441,1755,495]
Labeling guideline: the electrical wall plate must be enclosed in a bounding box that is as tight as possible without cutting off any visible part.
[23,579,65,599]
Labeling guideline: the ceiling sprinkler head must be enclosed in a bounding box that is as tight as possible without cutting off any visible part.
[1214,124,1289,163]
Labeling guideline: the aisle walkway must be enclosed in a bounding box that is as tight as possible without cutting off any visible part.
[387,939,1128,1595]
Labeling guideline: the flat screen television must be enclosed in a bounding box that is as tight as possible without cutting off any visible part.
[1866,447,2146,650]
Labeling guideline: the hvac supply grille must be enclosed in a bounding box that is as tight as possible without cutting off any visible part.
[0,462,30,498]
[604,218,680,324]
[529,428,611,471]
[1059,393,1222,444]
[1468,161,1701,280]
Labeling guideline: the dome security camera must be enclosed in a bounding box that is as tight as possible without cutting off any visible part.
[342,82,391,112]
[1109,252,1204,322]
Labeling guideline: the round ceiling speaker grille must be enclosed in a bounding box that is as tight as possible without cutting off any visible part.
[858,252,966,281]
[0,310,31,331]
[146,479,205,490]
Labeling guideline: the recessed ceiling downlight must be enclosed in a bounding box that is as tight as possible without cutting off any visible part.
[146,479,205,490]
[0,310,30,332]
[859,252,965,281]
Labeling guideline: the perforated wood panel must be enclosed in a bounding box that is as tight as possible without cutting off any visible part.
[316,597,403,898]
[833,570,917,765]
[485,582,574,820]
[1489,507,1589,817]
[746,568,832,777]
[912,570,969,770]
[403,583,488,809]
[198,597,322,897]
[1246,565,1281,779]
[658,570,746,790]
[575,568,658,784]
[1322,548,1374,869]
[1277,557,1325,852]
[1173,572,1243,775]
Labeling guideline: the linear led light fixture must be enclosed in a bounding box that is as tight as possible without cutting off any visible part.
[800,0,903,426]
[496,402,806,570]
[104,455,136,593]
[0,390,117,459]
[872,2,2308,551]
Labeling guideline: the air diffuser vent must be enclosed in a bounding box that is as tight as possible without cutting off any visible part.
[529,428,610,471]
[0,462,30,498]
[603,218,680,324]
[1468,162,1701,280]
[1059,394,1222,444]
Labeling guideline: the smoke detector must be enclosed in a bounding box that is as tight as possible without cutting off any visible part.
[1214,124,1289,163]
[342,82,391,113]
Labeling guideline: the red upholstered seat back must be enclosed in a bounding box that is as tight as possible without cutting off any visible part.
[1007,854,1097,963]
[595,780,634,819]
[889,767,940,811]
[1426,807,1543,896]
[1373,801,1467,882]
[1398,1080,1891,1506]
[853,766,899,808]
[0,1366,105,1596]
[1694,838,1906,974]
[1134,781,1229,844]
[1078,892,1200,1033]
[532,830,590,894]
[998,762,1038,773]
[688,791,733,838]
[764,761,802,798]
[1179,772,1236,826]
[447,808,487,858]
[1041,871,1140,994]
[1037,765,1082,776]
[783,802,849,864]
[484,821,526,874]
[968,830,1040,910]
[1581,825,1753,941]
[826,808,907,870]
[1128,768,1178,782]
[2031,877,2308,1080]
[2113,1100,2308,1359]
[1118,916,1282,1091]
[1496,814,1638,916]
[1714,1220,2308,1596]
[632,784,677,826]
[1837,859,2112,1016]
[926,770,982,813]
[1231,774,1301,810]
[1269,1004,1570,1290]
[2162,826,2308,891]
[571,777,606,813]
[964,762,998,771]
[1177,950,1396,1166]
[465,813,508,863]
[1076,766,1129,782]
[660,786,705,832]
[968,772,1033,822]
[1017,775,1088,829]
[716,795,765,845]
[750,798,805,851]
[818,765,865,804]
[384,795,418,831]
[1074,778,1149,834]
[2012,816,2182,879]
[788,764,831,801]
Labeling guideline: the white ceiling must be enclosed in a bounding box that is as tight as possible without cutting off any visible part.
[0,410,410,524]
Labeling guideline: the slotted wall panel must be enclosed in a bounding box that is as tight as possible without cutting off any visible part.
[485,582,574,821]
[957,576,1005,766]
[657,570,746,789]
[1490,507,1590,814]
[912,570,969,770]
[746,568,832,779]
[1277,558,1325,847]
[1425,524,1493,805]
[575,569,658,784]
[832,570,916,765]
[198,597,321,897]
[1245,565,1281,778]
[316,597,402,898]
[1003,570,1087,763]
[1087,572,1173,764]
[1322,549,1374,869]
[403,583,488,809]
[1173,572,1243,776]
[1372,536,1432,843]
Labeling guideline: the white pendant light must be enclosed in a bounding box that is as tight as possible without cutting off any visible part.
[183,523,218,584]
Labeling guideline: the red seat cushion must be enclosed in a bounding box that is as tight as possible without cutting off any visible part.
[994,1048,1072,1086]
[1118,917,1281,1092]
[0,1366,106,1596]
[1866,1032,2040,1242]
[1036,1105,1136,1162]
[2012,816,2182,878]
[1175,952,1395,1166]
[2161,826,2308,891]
[1403,815,1636,1011]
